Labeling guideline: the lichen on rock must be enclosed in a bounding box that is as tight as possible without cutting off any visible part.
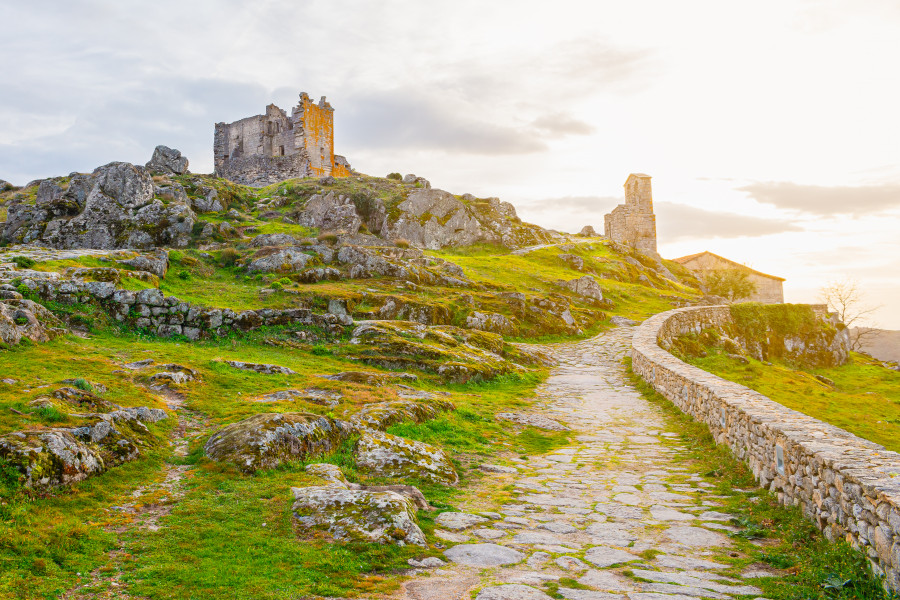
[204,412,351,473]
[355,430,458,485]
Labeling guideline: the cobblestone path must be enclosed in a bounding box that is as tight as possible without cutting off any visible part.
[399,325,769,600]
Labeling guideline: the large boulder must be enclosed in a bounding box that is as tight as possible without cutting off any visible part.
[562,275,603,302]
[465,311,515,335]
[296,192,362,233]
[2,162,197,249]
[145,145,189,175]
[355,430,458,485]
[349,399,455,431]
[117,249,169,278]
[0,406,168,489]
[291,484,425,546]
[204,412,351,473]
[0,299,66,347]
[245,247,312,274]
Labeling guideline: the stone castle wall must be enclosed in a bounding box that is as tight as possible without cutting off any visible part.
[631,306,900,589]
[604,173,657,255]
[214,92,351,187]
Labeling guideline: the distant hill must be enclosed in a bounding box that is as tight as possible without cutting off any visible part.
[854,328,900,362]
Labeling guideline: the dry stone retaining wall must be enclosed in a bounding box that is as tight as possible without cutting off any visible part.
[631,306,900,589]
[19,278,348,339]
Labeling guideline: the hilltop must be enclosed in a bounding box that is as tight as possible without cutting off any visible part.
[0,151,712,598]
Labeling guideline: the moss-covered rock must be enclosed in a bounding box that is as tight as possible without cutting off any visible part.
[349,398,455,432]
[0,407,168,489]
[291,484,425,546]
[204,412,351,473]
[355,430,458,485]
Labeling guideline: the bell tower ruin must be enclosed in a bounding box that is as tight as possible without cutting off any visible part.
[603,173,658,255]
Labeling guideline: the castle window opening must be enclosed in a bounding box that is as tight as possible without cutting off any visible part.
[279,146,285,156]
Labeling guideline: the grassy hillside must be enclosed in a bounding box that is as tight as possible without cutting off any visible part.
[679,341,900,451]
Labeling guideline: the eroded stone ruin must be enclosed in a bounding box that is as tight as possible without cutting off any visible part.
[214,92,353,187]
[604,173,658,256]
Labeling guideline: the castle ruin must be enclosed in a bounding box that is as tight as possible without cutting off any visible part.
[604,173,658,255]
[214,92,352,187]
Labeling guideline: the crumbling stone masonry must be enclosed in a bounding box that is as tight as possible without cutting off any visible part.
[604,173,658,255]
[214,92,352,187]
[632,306,900,589]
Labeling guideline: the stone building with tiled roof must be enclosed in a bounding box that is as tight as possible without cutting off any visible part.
[673,251,785,303]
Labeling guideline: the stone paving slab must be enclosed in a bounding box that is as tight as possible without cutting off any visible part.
[396,326,774,600]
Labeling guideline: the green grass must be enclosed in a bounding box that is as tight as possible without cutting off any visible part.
[627,358,893,600]
[0,324,552,599]
[428,241,699,322]
[685,348,900,451]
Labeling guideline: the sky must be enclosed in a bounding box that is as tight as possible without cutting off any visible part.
[1,0,898,327]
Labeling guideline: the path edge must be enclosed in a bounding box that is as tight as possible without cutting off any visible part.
[630,305,900,589]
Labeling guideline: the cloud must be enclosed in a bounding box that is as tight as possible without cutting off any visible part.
[522,196,801,240]
[738,181,900,216]
[655,202,803,240]
[0,78,271,183]
[340,90,547,155]
[531,113,595,137]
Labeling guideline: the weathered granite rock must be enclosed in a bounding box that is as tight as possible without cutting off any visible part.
[0,299,66,346]
[563,275,603,302]
[321,370,417,385]
[145,145,189,175]
[466,311,515,335]
[190,187,224,213]
[578,225,597,237]
[0,406,168,489]
[296,192,362,233]
[355,430,458,484]
[223,361,296,375]
[349,398,455,432]
[583,546,639,568]
[249,233,300,247]
[117,249,169,278]
[291,485,425,546]
[3,162,196,249]
[245,247,312,274]
[559,254,584,271]
[204,412,351,473]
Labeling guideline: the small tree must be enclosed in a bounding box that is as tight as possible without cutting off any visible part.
[703,269,757,302]
[820,278,881,351]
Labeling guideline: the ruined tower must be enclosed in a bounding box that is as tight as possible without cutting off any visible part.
[214,92,352,187]
[603,173,658,255]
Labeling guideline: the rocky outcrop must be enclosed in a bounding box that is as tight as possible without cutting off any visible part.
[245,247,312,274]
[380,189,553,250]
[562,275,604,302]
[349,398,454,432]
[0,297,66,347]
[465,311,515,335]
[291,483,425,546]
[145,145,189,175]
[578,225,598,236]
[0,403,168,489]
[296,192,362,233]
[204,412,351,473]
[347,320,533,383]
[3,162,196,249]
[355,430,458,484]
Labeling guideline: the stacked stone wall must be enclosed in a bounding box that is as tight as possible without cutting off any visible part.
[21,279,348,340]
[631,306,900,589]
